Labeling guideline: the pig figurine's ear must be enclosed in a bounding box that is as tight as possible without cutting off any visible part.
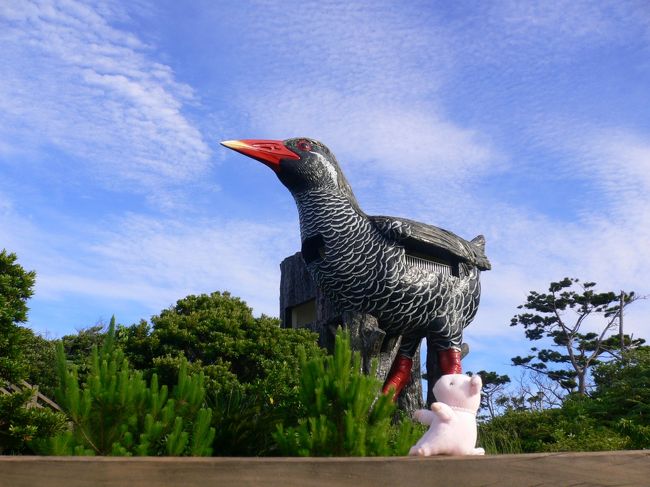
[470,375,482,393]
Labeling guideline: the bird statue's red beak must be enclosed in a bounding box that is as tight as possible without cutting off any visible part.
[221,139,300,173]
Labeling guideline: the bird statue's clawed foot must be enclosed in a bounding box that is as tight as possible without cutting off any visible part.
[438,348,462,374]
[382,355,413,401]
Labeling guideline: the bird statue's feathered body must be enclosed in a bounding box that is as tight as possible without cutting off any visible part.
[222,138,490,399]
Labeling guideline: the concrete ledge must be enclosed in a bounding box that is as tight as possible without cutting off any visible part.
[1,451,649,487]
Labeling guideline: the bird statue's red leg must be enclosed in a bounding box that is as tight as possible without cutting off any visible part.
[438,348,462,374]
[382,355,413,401]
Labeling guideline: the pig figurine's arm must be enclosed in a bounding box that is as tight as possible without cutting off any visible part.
[430,402,454,422]
[413,408,436,425]
[413,402,455,425]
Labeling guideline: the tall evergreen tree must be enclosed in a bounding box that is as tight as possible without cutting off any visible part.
[0,249,35,382]
[0,249,65,454]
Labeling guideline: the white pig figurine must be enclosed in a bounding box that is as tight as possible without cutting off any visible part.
[409,374,485,456]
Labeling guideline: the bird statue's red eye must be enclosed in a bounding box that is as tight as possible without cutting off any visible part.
[296,140,312,152]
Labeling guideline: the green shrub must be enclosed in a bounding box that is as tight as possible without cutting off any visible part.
[117,292,324,455]
[0,388,67,455]
[479,400,629,454]
[617,418,650,449]
[478,416,523,454]
[38,318,215,456]
[273,330,424,456]
[0,249,66,454]
[542,396,628,452]
[590,347,650,428]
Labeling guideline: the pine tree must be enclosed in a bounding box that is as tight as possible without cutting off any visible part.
[43,318,215,456]
[274,330,423,456]
[510,278,643,396]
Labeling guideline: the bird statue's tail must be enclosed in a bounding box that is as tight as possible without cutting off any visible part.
[470,235,486,251]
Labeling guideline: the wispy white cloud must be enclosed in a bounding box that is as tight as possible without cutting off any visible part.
[244,89,498,183]
[0,0,211,195]
[1,204,295,326]
[445,0,650,67]
[226,1,503,219]
[575,129,650,212]
[84,213,295,311]
[233,0,453,99]
[496,0,650,43]
[464,124,650,344]
[560,127,650,288]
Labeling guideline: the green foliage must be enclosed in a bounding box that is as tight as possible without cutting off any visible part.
[16,327,59,398]
[208,387,286,456]
[480,410,554,454]
[0,249,66,454]
[119,292,321,391]
[477,413,523,454]
[617,419,650,449]
[273,330,424,456]
[478,278,648,454]
[40,318,215,456]
[61,325,106,364]
[0,388,67,454]
[541,397,628,452]
[480,356,650,454]
[0,249,36,382]
[479,404,627,454]
[591,347,650,424]
[118,292,324,455]
[583,347,650,449]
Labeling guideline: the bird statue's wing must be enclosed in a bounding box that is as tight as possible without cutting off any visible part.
[369,215,491,271]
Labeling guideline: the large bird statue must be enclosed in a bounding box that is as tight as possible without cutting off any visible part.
[221,138,491,400]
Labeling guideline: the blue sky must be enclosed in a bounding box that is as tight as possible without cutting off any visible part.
[1,0,649,379]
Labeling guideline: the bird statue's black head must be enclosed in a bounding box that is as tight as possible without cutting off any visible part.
[221,137,362,210]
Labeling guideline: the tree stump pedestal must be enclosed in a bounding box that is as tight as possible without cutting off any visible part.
[279,252,424,414]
